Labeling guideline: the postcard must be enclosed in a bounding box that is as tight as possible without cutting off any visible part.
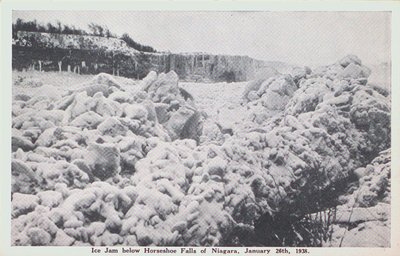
[1,1,399,255]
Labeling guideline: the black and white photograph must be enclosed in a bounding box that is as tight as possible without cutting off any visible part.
[3,2,396,252]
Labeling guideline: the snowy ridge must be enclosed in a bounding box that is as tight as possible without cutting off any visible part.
[13,31,139,54]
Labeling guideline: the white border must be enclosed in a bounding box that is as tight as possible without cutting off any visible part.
[1,1,399,256]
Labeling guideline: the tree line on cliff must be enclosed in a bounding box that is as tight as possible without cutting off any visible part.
[12,18,157,53]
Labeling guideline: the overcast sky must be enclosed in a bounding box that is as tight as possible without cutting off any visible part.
[13,11,391,66]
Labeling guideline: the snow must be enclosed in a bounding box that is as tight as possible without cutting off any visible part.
[27,227,52,245]
[140,71,158,92]
[109,90,133,103]
[53,229,75,246]
[97,117,128,136]
[70,111,104,129]
[338,54,362,68]
[11,55,391,247]
[37,191,63,208]
[85,143,121,180]
[164,106,196,140]
[33,84,62,101]
[12,135,35,152]
[338,63,371,79]
[72,73,122,97]
[339,221,390,247]
[12,193,40,218]
[124,104,148,120]
[206,156,227,176]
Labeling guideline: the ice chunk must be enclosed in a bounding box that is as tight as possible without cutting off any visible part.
[124,104,148,120]
[85,143,121,180]
[242,79,264,102]
[12,159,40,183]
[12,135,35,152]
[93,94,123,117]
[338,55,362,68]
[37,191,63,208]
[53,229,75,246]
[261,90,291,110]
[149,71,180,103]
[165,106,202,141]
[14,93,31,101]
[27,227,52,245]
[338,63,371,79]
[74,73,122,97]
[97,117,127,136]
[207,156,227,177]
[109,90,132,103]
[141,71,158,92]
[247,91,260,101]
[12,193,39,217]
[154,103,170,123]
[70,111,104,129]
[92,73,122,89]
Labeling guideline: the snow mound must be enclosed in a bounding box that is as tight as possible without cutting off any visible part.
[326,150,391,247]
[72,73,123,97]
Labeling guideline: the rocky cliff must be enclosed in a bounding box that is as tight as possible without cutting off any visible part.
[13,31,268,82]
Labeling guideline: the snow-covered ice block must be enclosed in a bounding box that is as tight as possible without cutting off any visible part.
[37,190,63,208]
[12,193,40,217]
